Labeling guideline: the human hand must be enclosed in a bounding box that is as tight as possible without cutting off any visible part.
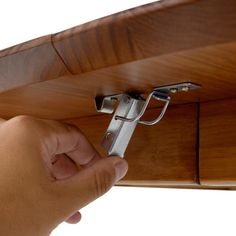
[0,116,128,236]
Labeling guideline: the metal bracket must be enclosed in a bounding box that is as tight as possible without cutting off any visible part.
[95,82,201,157]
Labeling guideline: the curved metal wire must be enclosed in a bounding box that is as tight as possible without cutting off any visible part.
[115,90,155,122]
[138,97,170,125]
[115,91,170,126]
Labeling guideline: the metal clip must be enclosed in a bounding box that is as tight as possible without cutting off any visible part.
[95,82,201,157]
[115,91,170,126]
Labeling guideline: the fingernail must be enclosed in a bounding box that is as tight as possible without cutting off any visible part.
[114,160,128,182]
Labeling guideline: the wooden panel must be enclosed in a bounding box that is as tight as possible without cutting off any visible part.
[0,85,95,120]
[0,42,235,120]
[0,36,69,92]
[0,0,236,94]
[0,0,234,190]
[0,0,235,120]
[53,0,236,74]
[200,99,236,186]
[66,103,198,186]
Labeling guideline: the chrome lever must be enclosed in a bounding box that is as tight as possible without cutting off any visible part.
[138,92,170,126]
[95,82,201,157]
[115,91,170,125]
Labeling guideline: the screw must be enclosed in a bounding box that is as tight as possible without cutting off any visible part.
[181,86,190,92]
[105,132,113,143]
[123,95,131,104]
[110,97,118,101]
[170,88,178,93]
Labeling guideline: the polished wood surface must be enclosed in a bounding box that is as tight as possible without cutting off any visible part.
[0,0,236,94]
[66,104,198,186]
[0,36,69,92]
[0,0,235,189]
[200,99,236,186]
[0,0,235,120]
[53,0,236,75]
[0,42,235,120]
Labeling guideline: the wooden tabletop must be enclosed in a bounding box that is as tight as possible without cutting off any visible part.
[0,0,235,119]
[1,0,236,189]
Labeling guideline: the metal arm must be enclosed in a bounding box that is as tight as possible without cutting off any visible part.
[115,91,170,125]
[95,82,201,157]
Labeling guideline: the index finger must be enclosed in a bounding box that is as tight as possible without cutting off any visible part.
[41,120,101,166]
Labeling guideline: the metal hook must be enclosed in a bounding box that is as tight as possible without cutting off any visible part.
[115,91,170,126]
[139,92,170,125]
[95,82,201,157]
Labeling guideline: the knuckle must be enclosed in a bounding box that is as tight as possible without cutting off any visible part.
[8,116,43,141]
[10,115,36,128]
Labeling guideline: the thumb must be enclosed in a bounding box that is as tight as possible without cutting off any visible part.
[54,157,128,216]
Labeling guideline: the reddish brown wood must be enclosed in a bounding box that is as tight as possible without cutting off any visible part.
[66,104,198,186]
[200,99,236,186]
[0,0,235,189]
[0,0,236,94]
[0,36,69,92]
[52,0,236,74]
[0,42,235,120]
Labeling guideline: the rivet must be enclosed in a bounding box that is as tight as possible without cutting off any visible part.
[124,95,131,104]
[105,132,113,142]
[170,88,178,93]
[181,86,190,92]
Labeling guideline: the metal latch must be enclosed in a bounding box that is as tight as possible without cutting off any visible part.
[95,82,201,157]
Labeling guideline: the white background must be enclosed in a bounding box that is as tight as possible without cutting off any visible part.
[1,1,236,236]
[52,187,236,236]
[0,0,157,50]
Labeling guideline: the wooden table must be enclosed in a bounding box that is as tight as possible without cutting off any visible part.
[0,0,236,189]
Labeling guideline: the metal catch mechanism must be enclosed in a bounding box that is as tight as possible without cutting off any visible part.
[95,82,201,157]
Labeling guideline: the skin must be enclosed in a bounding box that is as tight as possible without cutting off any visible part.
[0,116,128,236]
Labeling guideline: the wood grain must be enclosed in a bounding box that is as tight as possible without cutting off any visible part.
[0,0,236,94]
[0,42,235,120]
[66,103,198,186]
[0,36,69,92]
[52,0,236,74]
[0,0,235,190]
[200,98,236,186]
